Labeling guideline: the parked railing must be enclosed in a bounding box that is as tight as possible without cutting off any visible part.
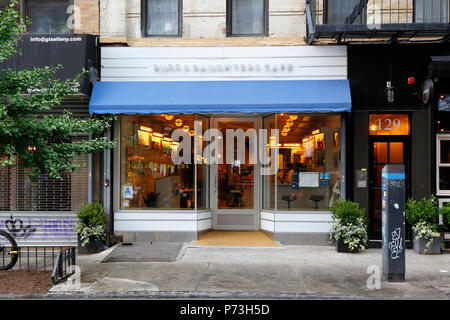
[0,246,75,272]
[51,247,76,285]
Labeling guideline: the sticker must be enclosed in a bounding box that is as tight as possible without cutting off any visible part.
[292,172,299,190]
[319,173,331,186]
[123,186,133,199]
[122,200,130,208]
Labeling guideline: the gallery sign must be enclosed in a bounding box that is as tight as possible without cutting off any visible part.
[0,34,97,96]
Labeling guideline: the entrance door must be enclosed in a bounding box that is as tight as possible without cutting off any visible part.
[369,138,410,240]
[211,118,259,230]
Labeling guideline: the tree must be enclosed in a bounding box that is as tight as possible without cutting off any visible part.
[0,1,116,181]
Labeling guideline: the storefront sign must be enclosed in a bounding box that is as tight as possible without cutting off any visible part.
[102,46,348,82]
[369,114,410,136]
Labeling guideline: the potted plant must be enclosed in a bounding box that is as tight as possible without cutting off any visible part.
[406,196,441,254]
[74,202,107,253]
[329,200,368,253]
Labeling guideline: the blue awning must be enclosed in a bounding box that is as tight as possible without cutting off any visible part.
[89,80,352,114]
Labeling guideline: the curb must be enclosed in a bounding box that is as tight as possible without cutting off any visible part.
[0,291,447,300]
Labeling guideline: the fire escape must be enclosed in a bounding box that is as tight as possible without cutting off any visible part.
[306,0,450,44]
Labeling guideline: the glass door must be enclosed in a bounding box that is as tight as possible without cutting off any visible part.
[211,118,259,230]
[369,138,410,240]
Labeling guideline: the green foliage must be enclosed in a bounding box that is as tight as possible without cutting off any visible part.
[406,196,444,251]
[74,202,107,247]
[440,204,450,227]
[405,196,439,227]
[0,1,26,63]
[329,200,368,251]
[76,202,107,228]
[0,2,116,181]
[331,200,366,225]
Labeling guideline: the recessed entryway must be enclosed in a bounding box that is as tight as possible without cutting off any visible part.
[193,231,279,247]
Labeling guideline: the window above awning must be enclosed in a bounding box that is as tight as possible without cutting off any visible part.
[89,80,352,114]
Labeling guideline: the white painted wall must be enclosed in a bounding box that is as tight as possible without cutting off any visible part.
[114,211,210,233]
[260,211,332,234]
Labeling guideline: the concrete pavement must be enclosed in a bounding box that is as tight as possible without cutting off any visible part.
[49,243,450,299]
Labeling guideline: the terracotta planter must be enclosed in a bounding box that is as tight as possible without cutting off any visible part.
[336,238,359,253]
[78,235,105,254]
[412,232,441,254]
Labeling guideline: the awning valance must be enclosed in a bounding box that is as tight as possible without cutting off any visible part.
[89,80,352,114]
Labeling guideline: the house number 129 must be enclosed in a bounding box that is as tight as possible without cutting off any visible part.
[376,118,401,131]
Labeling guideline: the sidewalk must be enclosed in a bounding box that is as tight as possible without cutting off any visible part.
[48,243,450,299]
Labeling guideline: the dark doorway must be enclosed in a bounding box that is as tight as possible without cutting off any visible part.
[369,137,411,242]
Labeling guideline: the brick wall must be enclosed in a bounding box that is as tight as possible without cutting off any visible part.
[74,0,100,35]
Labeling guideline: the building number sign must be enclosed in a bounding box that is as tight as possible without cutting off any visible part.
[369,114,410,136]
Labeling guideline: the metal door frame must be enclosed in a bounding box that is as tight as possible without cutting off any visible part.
[210,116,261,231]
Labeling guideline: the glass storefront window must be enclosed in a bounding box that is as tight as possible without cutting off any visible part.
[263,115,275,211]
[276,114,341,211]
[120,115,206,210]
[196,116,209,210]
[119,113,343,212]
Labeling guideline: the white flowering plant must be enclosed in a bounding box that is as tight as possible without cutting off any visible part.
[329,200,368,252]
[330,217,368,251]
[73,203,107,247]
[75,224,106,247]
[412,221,440,253]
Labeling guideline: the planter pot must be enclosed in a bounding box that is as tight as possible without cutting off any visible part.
[336,238,359,253]
[412,232,441,254]
[78,235,104,254]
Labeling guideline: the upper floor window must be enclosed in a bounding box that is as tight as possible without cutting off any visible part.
[227,0,268,36]
[25,0,72,34]
[415,0,449,23]
[325,0,361,24]
[142,0,182,37]
[0,0,8,11]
